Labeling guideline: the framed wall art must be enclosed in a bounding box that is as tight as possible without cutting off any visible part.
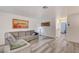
[41,21,50,26]
[12,19,29,28]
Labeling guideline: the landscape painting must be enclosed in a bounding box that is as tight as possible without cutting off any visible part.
[12,19,29,28]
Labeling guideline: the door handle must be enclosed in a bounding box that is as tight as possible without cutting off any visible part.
[68,24,70,26]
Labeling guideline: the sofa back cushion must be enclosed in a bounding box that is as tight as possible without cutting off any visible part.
[10,32,19,39]
[30,30,34,35]
[10,30,35,40]
[5,33,16,45]
[19,32,25,37]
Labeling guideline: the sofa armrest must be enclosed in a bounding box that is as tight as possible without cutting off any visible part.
[4,44,10,53]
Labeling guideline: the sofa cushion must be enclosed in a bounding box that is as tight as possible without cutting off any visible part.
[11,32,18,38]
[6,33,16,45]
[18,35,37,42]
[25,31,31,35]
[30,30,34,35]
[19,32,25,37]
[10,39,27,50]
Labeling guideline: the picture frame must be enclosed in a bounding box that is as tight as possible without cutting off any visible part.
[12,19,29,28]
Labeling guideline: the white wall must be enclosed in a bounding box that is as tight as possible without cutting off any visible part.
[40,17,56,38]
[0,12,55,45]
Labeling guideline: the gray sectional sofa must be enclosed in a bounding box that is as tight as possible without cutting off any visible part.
[4,30,39,53]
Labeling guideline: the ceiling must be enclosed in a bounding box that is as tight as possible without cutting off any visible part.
[0,6,79,17]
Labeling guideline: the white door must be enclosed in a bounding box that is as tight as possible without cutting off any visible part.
[67,14,79,42]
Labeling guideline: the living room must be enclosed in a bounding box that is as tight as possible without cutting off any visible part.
[0,6,56,53]
[1,6,79,53]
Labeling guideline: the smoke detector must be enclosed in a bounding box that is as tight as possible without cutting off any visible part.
[42,6,48,9]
